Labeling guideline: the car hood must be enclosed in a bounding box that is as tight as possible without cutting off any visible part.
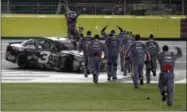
[60,50,83,57]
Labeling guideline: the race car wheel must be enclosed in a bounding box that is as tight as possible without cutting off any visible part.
[64,56,73,72]
[17,53,28,69]
[59,55,74,72]
[58,57,66,71]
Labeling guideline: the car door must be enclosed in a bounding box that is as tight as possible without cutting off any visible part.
[22,39,39,62]
[35,39,60,69]
[35,39,53,64]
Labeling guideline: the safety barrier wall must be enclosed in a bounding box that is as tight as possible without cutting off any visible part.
[2,14,185,38]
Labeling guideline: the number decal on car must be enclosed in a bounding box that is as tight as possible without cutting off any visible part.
[38,51,51,63]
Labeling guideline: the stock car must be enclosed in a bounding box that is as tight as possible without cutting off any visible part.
[5,37,106,72]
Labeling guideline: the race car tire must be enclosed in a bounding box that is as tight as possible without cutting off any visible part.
[65,55,74,72]
[17,53,28,69]
[59,55,74,72]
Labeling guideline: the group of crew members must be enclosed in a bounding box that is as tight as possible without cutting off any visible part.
[77,25,182,107]
[62,2,182,107]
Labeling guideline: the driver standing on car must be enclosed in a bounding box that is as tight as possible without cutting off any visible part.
[78,31,93,77]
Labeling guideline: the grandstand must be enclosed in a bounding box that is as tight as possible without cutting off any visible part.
[1,0,187,15]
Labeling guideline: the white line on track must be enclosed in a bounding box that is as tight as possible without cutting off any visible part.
[1,70,186,83]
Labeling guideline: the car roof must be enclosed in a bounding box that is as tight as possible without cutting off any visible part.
[44,37,71,42]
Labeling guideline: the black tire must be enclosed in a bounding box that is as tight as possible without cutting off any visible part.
[59,55,74,72]
[17,53,28,69]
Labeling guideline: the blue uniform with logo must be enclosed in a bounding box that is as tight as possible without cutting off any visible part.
[126,41,150,88]
[65,9,84,41]
[121,36,135,76]
[105,36,120,80]
[87,39,107,83]
[158,47,182,105]
[145,40,160,82]
[78,36,92,77]
[116,34,125,71]
[116,26,125,71]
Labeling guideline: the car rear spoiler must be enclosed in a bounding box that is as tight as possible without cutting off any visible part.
[9,42,22,45]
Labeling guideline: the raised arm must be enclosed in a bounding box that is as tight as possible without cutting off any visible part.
[61,0,70,19]
[116,25,123,33]
[101,25,108,38]
[64,0,70,14]
[76,8,86,19]
[174,47,182,59]
[116,25,126,36]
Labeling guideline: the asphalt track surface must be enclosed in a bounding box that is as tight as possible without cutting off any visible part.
[1,39,186,83]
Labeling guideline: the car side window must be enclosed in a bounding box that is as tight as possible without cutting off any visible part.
[50,44,58,53]
[37,39,53,51]
[37,40,45,49]
[22,40,36,49]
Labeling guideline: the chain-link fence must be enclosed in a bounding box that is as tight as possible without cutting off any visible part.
[1,0,187,15]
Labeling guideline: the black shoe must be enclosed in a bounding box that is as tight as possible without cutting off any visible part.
[153,70,156,77]
[167,101,172,107]
[107,77,111,81]
[134,86,140,89]
[84,70,90,77]
[84,73,88,78]
[87,70,90,75]
[123,71,127,76]
[123,73,127,76]
[162,91,167,102]
[128,69,131,73]
[147,80,150,84]
[112,77,117,81]
[140,77,144,85]
[93,74,98,84]
[121,68,123,71]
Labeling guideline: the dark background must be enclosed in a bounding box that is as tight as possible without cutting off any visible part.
[1,0,187,15]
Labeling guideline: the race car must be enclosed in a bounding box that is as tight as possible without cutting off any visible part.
[5,37,106,72]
